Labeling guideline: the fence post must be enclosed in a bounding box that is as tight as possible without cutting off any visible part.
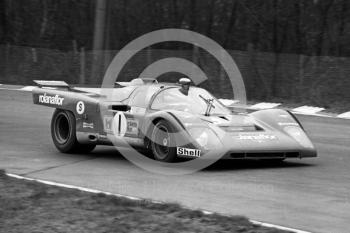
[72,40,78,55]
[80,47,85,84]
[147,46,152,67]
[219,49,226,96]
[192,45,199,78]
[31,48,38,63]
[5,43,10,77]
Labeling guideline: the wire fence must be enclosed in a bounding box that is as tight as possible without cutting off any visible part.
[1,44,349,110]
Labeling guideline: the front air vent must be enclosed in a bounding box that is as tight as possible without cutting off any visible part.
[254,125,264,131]
[229,152,300,159]
[218,116,229,121]
[247,152,285,158]
[88,135,97,141]
[221,125,262,132]
[285,152,300,158]
[230,153,246,158]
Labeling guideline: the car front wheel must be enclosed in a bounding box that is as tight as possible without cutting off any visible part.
[150,120,177,162]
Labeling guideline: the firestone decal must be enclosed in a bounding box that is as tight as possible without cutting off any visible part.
[38,93,64,105]
[177,147,201,158]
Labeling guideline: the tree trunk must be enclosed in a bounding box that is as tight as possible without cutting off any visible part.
[336,0,347,56]
[39,0,48,38]
[223,0,238,48]
[91,0,107,84]
[205,0,215,38]
[0,0,7,43]
[315,0,334,56]
[270,0,289,97]
[171,0,179,27]
[189,0,196,30]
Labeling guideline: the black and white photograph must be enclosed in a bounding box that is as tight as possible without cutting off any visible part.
[0,0,349,232]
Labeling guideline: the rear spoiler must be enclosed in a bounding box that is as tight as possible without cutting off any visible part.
[115,78,158,87]
[33,80,70,89]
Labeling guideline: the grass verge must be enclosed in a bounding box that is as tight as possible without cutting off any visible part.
[0,170,291,233]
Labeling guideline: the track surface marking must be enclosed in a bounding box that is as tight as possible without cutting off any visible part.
[1,90,350,233]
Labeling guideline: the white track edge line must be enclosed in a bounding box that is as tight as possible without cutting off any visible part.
[6,173,141,201]
[6,172,312,233]
[249,220,312,233]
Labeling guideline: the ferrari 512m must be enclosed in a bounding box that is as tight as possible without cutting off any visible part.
[32,78,317,162]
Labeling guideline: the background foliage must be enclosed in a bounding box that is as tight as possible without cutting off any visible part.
[0,0,349,110]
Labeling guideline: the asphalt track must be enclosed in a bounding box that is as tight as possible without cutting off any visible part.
[1,89,349,233]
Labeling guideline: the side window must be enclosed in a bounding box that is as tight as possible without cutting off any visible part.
[151,88,186,110]
[151,91,165,109]
[129,90,147,108]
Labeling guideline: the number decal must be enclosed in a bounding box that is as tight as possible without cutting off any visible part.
[76,101,85,114]
[112,112,127,137]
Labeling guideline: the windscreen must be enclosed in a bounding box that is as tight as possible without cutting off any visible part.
[151,87,231,115]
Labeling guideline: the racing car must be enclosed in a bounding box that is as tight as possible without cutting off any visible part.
[32,78,317,162]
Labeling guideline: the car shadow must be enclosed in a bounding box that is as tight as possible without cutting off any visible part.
[203,159,315,172]
[85,146,316,171]
[87,146,128,160]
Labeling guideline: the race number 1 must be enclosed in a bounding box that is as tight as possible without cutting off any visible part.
[112,112,127,137]
[76,101,85,114]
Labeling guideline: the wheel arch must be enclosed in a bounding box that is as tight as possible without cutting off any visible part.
[143,112,187,149]
[51,108,96,153]
[144,117,166,149]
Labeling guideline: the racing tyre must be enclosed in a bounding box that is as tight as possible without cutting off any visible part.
[151,120,177,162]
[51,109,95,153]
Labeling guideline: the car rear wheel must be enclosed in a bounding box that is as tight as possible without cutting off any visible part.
[150,120,177,162]
[51,109,95,153]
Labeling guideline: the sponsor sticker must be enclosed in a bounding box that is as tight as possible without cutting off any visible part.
[98,135,107,140]
[38,93,64,105]
[177,147,201,158]
[126,119,139,135]
[236,134,277,141]
[278,122,299,126]
[103,116,113,132]
[76,101,85,114]
[83,122,94,129]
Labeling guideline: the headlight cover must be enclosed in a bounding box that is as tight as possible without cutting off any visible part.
[187,127,222,150]
[283,126,314,149]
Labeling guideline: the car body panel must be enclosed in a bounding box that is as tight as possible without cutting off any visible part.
[32,79,317,160]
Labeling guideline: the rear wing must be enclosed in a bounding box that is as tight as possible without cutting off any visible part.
[33,80,70,89]
[32,82,100,112]
[115,78,158,87]
[33,80,73,109]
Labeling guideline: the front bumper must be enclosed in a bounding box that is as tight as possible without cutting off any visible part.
[221,150,317,159]
[214,131,317,160]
